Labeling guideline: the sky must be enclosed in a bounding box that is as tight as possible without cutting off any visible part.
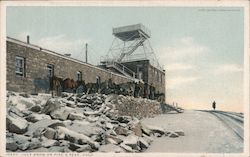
[6,6,244,112]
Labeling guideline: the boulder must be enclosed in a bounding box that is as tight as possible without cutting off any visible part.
[105,135,123,144]
[8,106,25,117]
[6,138,18,151]
[76,145,92,152]
[21,110,33,117]
[120,143,134,152]
[105,122,114,130]
[115,126,129,136]
[168,132,179,138]
[99,144,124,153]
[28,147,47,152]
[25,119,62,137]
[48,122,66,129]
[141,123,165,135]
[41,137,59,148]
[29,105,41,112]
[68,112,84,120]
[76,102,88,108]
[105,138,118,145]
[50,107,73,121]
[6,115,28,134]
[64,100,76,108]
[117,116,131,123]
[32,127,46,138]
[141,125,151,136]
[64,120,103,137]
[138,137,149,150]
[54,128,66,140]
[7,133,31,151]
[69,143,81,151]
[28,138,42,150]
[25,113,51,123]
[44,128,57,139]
[105,129,117,136]
[131,122,142,137]
[154,132,162,137]
[56,126,100,150]
[47,146,71,152]
[175,130,185,136]
[18,142,30,151]
[122,134,139,150]
[41,98,63,114]
[19,92,29,98]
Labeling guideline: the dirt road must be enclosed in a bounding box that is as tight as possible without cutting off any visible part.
[142,110,243,153]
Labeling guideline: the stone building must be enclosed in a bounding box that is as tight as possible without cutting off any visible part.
[6,36,165,95]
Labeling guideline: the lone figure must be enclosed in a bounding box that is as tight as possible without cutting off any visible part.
[212,101,216,110]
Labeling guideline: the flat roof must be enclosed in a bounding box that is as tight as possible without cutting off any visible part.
[113,24,151,41]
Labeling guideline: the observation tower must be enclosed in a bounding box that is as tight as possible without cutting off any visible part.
[100,24,163,80]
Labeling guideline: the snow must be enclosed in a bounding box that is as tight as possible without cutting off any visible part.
[142,110,243,153]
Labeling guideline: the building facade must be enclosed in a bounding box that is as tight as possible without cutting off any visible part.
[121,60,165,94]
[6,36,165,95]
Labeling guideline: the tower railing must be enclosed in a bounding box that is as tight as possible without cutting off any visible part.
[106,60,135,78]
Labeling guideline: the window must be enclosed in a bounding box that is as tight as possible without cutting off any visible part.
[47,64,54,77]
[137,65,143,80]
[15,56,25,77]
[160,74,162,83]
[96,76,101,84]
[77,71,82,81]
[157,71,159,81]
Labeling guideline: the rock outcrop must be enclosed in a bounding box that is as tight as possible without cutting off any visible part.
[6,92,184,152]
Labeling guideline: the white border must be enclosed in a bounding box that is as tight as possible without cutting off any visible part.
[0,1,249,157]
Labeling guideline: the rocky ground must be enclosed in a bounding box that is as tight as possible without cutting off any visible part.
[6,92,184,153]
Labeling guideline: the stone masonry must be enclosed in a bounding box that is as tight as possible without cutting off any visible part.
[7,37,133,94]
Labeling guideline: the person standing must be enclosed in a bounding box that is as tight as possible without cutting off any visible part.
[212,101,216,110]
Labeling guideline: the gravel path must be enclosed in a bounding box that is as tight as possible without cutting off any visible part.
[142,110,243,153]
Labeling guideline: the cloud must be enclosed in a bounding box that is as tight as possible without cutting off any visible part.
[158,36,209,62]
[165,63,194,71]
[214,64,243,74]
[167,76,200,89]
[37,35,90,62]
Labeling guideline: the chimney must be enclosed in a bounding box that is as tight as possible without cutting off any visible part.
[85,43,88,63]
[27,35,30,44]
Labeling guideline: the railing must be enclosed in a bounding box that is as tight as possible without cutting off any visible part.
[106,61,135,78]
[117,37,146,62]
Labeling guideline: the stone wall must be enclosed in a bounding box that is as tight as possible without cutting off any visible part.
[122,60,165,94]
[7,39,133,94]
[147,65,165,94]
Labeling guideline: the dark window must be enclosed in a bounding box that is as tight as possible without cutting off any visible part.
[160,74,162,83]
[77,71,82,81]
[157,71,159,81]
[47,64,54,77]
[15,56,25,77]
[96,76,101,84]
[137,65,143,80]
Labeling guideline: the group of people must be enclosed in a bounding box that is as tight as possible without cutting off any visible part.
[50,76,165,102]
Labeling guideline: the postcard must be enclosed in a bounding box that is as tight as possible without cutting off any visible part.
[0,1,249,157]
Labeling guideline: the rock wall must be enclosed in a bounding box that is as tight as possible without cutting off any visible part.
[110,95,162,119]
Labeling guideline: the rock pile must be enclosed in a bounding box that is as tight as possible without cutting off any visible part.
[6,92,184,153]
